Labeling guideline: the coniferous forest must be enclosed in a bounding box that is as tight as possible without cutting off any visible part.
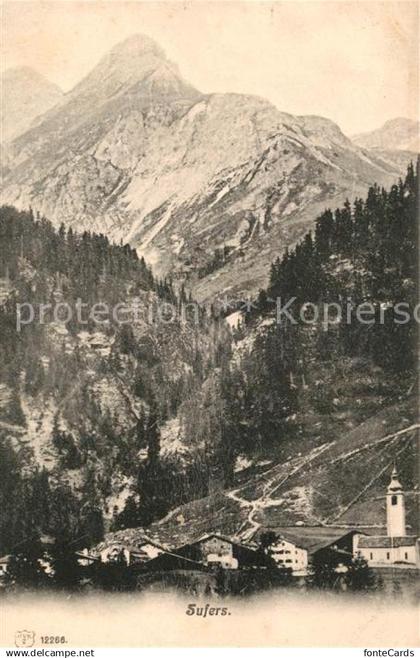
[0,161,418,581]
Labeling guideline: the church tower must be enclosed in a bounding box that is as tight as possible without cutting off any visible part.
[386,465,406,537]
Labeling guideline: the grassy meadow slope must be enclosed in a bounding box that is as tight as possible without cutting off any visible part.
[103,393,418,549]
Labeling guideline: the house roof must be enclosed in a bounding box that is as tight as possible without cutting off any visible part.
[0,555,11,564]
[254,526,363,554]
[139,551,208,572]
[75,551,100,562]
[172,533,263,557]
[149,533,270,569]
[172,532,267,563]
[95,536,165,556]
[190,533,255,552]
[358,535,418,549]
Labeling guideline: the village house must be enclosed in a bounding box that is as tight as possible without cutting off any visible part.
[143,533,271,572]
[0,535,55,578]
[0,555,10,578]
[354,466,420,568]
[267,537,308,573]
[254,526,363,574]
[75,548,100,567]
[139,551,207,573]
[98,538,165,566]
[176,533,271,570]
[100,544,131,565]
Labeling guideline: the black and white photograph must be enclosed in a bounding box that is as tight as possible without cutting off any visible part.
[0,0,418,650]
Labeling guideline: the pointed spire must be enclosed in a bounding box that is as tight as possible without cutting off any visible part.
[388,463,403,493]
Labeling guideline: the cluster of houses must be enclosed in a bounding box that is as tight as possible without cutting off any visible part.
[77,466,420,576]
[1,466,418,582]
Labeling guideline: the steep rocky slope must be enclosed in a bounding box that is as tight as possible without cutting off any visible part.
[1,67,63,142]
[1,35,413,301]
[0,309,203,519]
[100,163,419,547]
[353,118,419,153]
[0,207,224,528]
[104,398,419,548]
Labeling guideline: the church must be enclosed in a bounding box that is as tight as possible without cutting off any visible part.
[354,466,419,568]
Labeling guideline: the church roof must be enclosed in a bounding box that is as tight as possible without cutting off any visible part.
[358,535,418,549]
[387,465,403,492]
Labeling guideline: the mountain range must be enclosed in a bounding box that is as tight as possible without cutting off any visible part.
[1,66,63,142]
[353,118,419,153]
[0,51,418,559]
[1,34,417,301]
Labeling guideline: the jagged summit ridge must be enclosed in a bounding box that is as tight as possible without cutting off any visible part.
[3,65,55,82]
[107,33,167,59]
[1,66,63,141]
[1,35,413,301]
[352,117,419,152]
[69,33,198,101]
[298,115,352,147]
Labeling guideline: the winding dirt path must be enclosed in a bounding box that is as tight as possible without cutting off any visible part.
[224,424,420,540]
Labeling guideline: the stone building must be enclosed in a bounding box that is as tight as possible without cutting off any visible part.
[354,466,419,567]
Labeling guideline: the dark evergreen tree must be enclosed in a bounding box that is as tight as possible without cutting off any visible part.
[49,539,81,591]
[5,536,49,590]
[345,555,380,591]
[6,387,26,426]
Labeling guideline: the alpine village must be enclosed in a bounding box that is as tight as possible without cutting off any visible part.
[0,34,419,599]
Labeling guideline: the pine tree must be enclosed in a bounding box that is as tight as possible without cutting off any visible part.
[7,387,26,426]
[50,539,81,591]
[79,504,104,546]
[112,496,139,531]
[345,555,379,591]
[5,536,49,590]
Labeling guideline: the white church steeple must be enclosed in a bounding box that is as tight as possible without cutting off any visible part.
[386,464,406,537]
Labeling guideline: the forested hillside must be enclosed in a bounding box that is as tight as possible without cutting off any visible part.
[201,161,418,459]
[122,161,418,545]
[0,161,418,556]
[174,161,418,534]
[0,207,233,554]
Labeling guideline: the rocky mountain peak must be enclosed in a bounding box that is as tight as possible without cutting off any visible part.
[381,117,417,131]
[4,65,33,81]
[1,66,63,141]
[108,33,167,60]
[352,117,419,152]
[1,37,413,305]
[299,115,351,147]
[70,33,195,101]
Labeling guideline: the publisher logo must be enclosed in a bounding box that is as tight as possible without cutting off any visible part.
[15,629,35,647]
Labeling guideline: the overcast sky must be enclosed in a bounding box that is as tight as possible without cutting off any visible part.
[2,0,418,134]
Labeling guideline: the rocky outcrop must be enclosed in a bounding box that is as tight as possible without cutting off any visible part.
[1,66,63,142]
[1,35,414,301]
[352,118,419,152]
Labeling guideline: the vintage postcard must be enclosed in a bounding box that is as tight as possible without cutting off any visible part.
[0,0,418,650]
